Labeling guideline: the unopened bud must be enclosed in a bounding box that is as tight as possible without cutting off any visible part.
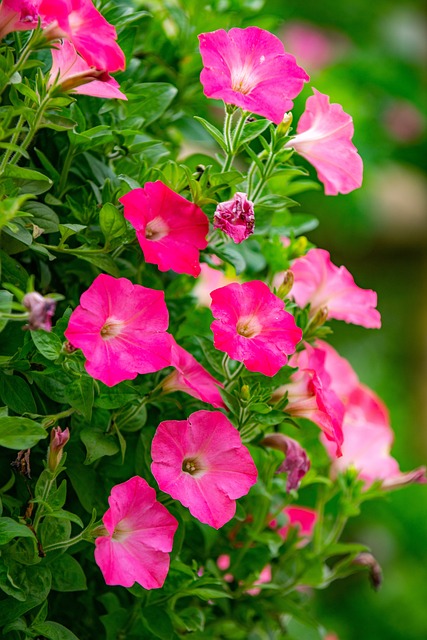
[277,112,293,136]
[47,426,70,472]
[63,340,78,354]
[22,292,56,331]
[277,270,294,299]
[240,384,250,401]
[309,305,329,329]
[214,192,255,244]
[353,553,382,591]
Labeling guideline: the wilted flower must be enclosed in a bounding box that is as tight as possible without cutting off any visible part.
[353,552,383,591]
[210,281,302,377]
[64,274,171,386]
[213,192,255,244]
[47,426,70,472]
[285,89,363,195]
[120,181,209,277]
[261,433,310,491]
[151,410,257,529]
[94,476,178,589]
[22,291,56,331]
[290,249,381,329]
[198,26,309,124]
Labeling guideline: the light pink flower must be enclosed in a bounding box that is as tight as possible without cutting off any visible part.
[151,410,257,529]
[261,433,310,491]
[281,22,349,73]
[23,291,56,331]
[162,339,225,409]
[39,0,125,72]
[94,476,178,589]
[273,506,318,541]
[198,26,309,124]
[64,274,171,387]
[290,248,381,328]
[217,554,231,571]
[316,339,360,404]
[193,262,239,307]
[119,181,209,277]
[49,40,126,99]
[272,344,345,455]
[322,384,427,489]
[210,281,302,377]
[214,192,255,244]
[246,565,272,596]
[0,0,40,38]
[285,89,363,195]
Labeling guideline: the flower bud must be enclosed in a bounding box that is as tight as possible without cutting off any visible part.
[261,433,310,492]
[353,552,382,591]
[277,270,294,299]
[277,112,293,137]
[240,384,250,401]
[47,426,70,472]
[22,292,56,331]
[213,192,255,244]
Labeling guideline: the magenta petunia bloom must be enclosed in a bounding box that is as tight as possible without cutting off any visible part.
[285,89,363,195]
[270,506,317,543]
[39,0,125,72]
[162,339,226,409]
[119,181,209,277]
[214,192,255,244]
[290,248,381,329]
[210,281,302,377]
[49,40,127,100]
[0,0,40,38]
[322,384,427,490]
[151,410,257,529]
[198,27,309,124]
[94,476,178,589]
[64,274,171,387]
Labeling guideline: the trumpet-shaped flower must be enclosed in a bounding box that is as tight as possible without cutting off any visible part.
[162,339,225,409]
[94,476,178,589]
[213,192,255,244]
[210,281,302,377]
[64,274,171,386]
[151,410,257,529]
[120,181,209,277]
[285,89,363,195]
[49,40,126,99]
[290,249,381,328]
[198,27,309,124]
[39,0,125,72]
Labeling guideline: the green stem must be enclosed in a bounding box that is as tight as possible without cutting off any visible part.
[32,476,55,533]
[222,110,234,171]
[42,530,87,553]
[250,151,275,202]
[0,32,37,98]
[9,91,53,165]
[0,115,25,174]
[0,312,28,320]
[58,144,75,197]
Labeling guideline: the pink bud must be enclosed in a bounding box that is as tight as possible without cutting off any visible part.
[48,426,70,471]
[22,292,56,331]
[213,192,255,244]
[262,433,310,492]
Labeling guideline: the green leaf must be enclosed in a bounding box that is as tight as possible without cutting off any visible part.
[81,428,119,464]
[31,369,71,404]
[23,201,59,233]
[194,117,227,151]
[0,165,53,195]
[31,621,79,640]
[67,376,94,421]
[0,518,35,545]
[142,607,175,640]
[211,244,246,274]
[59,223,87,243]
[0,374,37,414]
[0,565,51,626]
[237,118,270,148]
[50,554,87,593]
[46,510,83,528]
[0,250,29,289]
[177,607,205,632]
[64,247,120,276]
[31,330,63,360]
[0,193,34,231]
[99,202,127,243]
[0,290,13,333]
[127,83,178,126]
[0,417,47,449]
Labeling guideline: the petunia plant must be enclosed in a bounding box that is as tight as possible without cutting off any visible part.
[0,2,425,639]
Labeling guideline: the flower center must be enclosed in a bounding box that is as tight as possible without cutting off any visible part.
[145,216,169,241]
[182,457,204,477]
[100,319,124,341]
[231,62,255,95]
[236,315,262,339]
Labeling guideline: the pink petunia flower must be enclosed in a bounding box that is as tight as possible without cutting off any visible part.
[49,40,126,100]
[210,281,302,377]
[198,26,309,124]
[285,89,363,195]
[64,274,171,387]
[0,0,40,38]
[322,384,427,490]
[261,433,310,491]
[193,262,239,307]
[316,339,360,404]
[290,248,381,329]
[161,339,226,409]
[39,0,125,72]
[213,192,255,244]
[272,344,345,455]
[272,506,318,542]
[119,181,209,277]
[94,476,178,589]
[151,410,257,529]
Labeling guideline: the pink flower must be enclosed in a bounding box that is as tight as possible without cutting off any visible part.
[322,384,427,490]
[0,0,40,38]
[210,281,302,377]
[162,339,225,409]
[64,274,171,387]
[246,565,272,596]
[281,21,349,73]
[198,26,309,124]
[261,433,310,491]
[22,291,56,331]
[39,0,125,72]
[193,262,239,307]
[272,344,345,455]
[49,40,126,99]
[217,554,231,571]
[119,181,209,277]
[290,249,381,329]
[213,192,255,243]
[273,506,318,541]
[316,339,360,403]
[285,89,363,195]
[151,410,257,529]
[94,476,178,589]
